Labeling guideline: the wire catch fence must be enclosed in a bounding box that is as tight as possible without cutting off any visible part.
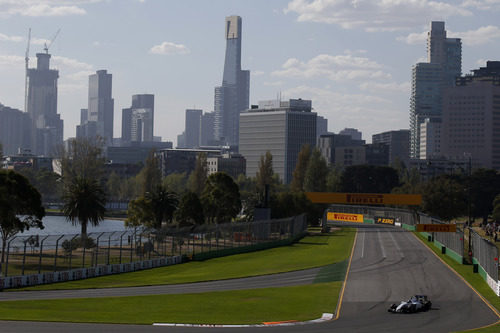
[0,215,307,278]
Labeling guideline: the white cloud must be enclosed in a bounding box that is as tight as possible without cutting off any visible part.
[23,4,85,16]
[344,49,368,55]
[415,56,428,63]
[399,25,500,46]
[397,31,427,45]
[149,41,190,55]
[0,54,23,66]
[58,83,87,93]
[283,85,408,137]
[0,1,99,18]
[285,85,390,105]
[0,32,23,42]
[359,81,411,94]
[65,70,94,81]
[271,54,391,81]
[476,59,488,66]
[263,81,284,86]
[284,0,472,31]
[52,56,93,70]
[253,70,265,76]
[451,25,500,45]
[461,0,500,10]
[31,38,51,46]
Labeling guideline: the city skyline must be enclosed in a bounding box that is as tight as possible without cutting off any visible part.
[1,1,500,145]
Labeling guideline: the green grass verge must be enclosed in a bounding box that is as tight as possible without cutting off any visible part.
[414,232,500,332]
[0,282,341,325]
[18,228,355,291]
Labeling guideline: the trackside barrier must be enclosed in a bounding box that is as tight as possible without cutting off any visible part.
[0,215,307,289]
[327,204,499,296]
[471,230,500,295]
[0,256,182,290]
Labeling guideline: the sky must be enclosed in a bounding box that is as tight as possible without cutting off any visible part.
[1,0,500,145]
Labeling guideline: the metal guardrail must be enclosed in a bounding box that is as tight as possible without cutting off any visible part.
[0,215,307,277]
[471,230,499,281]
[418,213,464,258]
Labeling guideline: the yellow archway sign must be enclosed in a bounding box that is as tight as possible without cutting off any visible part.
[305,192,422,206]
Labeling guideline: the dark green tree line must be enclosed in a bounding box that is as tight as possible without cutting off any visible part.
[0,170,45,267]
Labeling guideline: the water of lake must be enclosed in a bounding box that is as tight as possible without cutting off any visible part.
[19,215,127,236]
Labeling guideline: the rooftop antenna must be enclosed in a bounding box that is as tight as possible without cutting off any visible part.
[44,28,61,54]
[24,28,31,113]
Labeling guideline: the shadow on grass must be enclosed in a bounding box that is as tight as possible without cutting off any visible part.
[298,242,329,245]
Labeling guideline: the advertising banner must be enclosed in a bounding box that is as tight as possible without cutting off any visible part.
[375,216,395,225]
[416,224,457,232]
[306,192,422,206]
[327,212,364,223]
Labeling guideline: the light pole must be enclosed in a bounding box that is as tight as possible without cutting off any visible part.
[467,155,472,262]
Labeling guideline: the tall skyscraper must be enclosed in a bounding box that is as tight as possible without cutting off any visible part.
[26,51,63,156]
[201,111,216,146]
[318,133,365,166]
[441,61,500,169]
[410,21,461,158]
[0,104,31,156]
[121,94,154,145]
[339,128,362,141]
[214,15,250,148]
[419,119,441,159]
[372,129,410,165]
[79,70,114,145]
[184,109,202,148]
[316,116,328,137]
[239,99,316,184]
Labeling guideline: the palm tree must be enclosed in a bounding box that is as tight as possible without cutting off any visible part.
[146,185,178,229]
[62,177,106,238]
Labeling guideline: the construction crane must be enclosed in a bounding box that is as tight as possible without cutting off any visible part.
[43,28,60,54]
[24,28,31,113]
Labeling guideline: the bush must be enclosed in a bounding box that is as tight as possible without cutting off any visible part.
[61,236,96,254]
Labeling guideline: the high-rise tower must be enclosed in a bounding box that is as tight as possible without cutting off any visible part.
[121,94,154,144]
[409,21,461,158]
[214,15,250,148]
[26,51,63,156]
[86,70,114,145]
[184,109,202,148]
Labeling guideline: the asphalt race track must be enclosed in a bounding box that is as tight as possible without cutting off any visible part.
[0,225,498,333]
[0,267,322,301]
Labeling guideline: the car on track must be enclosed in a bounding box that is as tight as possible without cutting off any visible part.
[388,295,432,313]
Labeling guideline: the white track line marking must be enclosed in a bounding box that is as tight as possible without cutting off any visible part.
[361,230,365,258]
[377,231,387,258]
[388,231,404,258]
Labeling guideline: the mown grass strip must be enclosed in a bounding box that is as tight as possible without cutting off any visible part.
[0,282,342,325]
[313,260,348,283]
[414,232,500,332]
[18,228,355,291]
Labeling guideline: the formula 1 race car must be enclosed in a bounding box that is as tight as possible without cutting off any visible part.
[388,295,432,313]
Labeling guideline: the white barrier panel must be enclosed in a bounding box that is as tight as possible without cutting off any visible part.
[486,273,500,296]
[0,255,183,290]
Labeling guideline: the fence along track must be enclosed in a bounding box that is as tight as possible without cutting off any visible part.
[0,215,307,278]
